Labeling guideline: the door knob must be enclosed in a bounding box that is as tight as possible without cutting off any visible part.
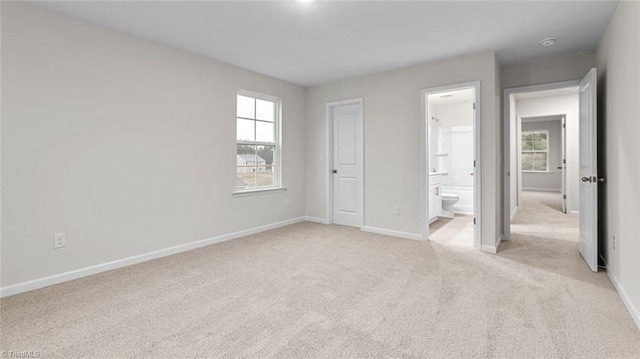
[470,173,474,176]
[582,176,606,183]
[332,169,337,174]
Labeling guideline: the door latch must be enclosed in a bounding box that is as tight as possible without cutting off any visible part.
[581,176,605,183]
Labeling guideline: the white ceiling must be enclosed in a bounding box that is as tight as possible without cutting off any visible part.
[29,0,618,87]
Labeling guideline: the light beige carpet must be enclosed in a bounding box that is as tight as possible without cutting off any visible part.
[2,195,639,357]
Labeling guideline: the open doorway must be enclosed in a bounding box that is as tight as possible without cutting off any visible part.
[519,115,567,214]
[421,82,480,249]
[503,71,602,272]
[508,86,579,222]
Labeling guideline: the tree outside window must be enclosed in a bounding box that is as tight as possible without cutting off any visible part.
[522,131,548,172]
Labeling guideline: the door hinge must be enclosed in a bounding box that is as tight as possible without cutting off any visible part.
[563,159,566,164]
[473,160,476,167]
[474,218,476,225]
[563,195,567,199]
[563,123,566,129]
[473,103,476,110]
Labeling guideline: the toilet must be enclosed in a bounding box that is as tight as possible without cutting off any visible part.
[440,193,459,218]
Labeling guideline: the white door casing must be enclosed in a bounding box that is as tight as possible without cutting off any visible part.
[328,100,363,227]
[561,115,567,214]
[578,68,599,272]
[421,81,481,249]
[502,80,580,241]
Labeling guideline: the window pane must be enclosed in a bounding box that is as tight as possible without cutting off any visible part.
[237,168,257,189]
[256,166,274,187]
[237,118,255,141]
[256,99,275,122]
[237,143,257,189]
[533,134,547,151]
[521,133,532,151]
[522,152,547,171]
[257,145,275,166]
[256,121,275,143]
[237,95,255,119]
[237,143,255,158]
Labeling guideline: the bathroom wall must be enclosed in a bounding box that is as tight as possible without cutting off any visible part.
[521,117,563,192]
[433,101,474,213]
[427,101,438,173]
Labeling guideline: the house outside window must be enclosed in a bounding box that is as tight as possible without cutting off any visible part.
[235,91,281,191]
[522,130,549,172]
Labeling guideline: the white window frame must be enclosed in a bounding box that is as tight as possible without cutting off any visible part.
[521,130,549,173]
[233,90,283,195]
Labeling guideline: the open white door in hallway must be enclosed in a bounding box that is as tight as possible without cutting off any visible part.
[561,115,567,214]
[329,100,363,227]
[578,68,599,272]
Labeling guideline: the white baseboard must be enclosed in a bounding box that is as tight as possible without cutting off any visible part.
[481,245,497,254]
[522,187,561,193]
[304,216,330,224]
[0,216,306,298]
[362,226,423,241]
[606,268,640,330]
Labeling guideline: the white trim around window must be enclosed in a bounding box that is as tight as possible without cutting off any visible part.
[233,90,283,195]
[521,129,549,172]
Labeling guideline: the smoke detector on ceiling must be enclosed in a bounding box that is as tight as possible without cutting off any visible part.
[541,38,557,47]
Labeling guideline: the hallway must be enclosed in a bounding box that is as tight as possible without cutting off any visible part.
[512,191,575,235]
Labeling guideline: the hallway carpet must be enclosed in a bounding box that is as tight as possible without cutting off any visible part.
[2,198,639,357]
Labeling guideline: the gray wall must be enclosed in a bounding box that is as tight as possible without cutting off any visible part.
[501,52,596,89]
[596,0,640,326]
[521,118,562,192]
[1,3,307,287]
[305,51,501,249]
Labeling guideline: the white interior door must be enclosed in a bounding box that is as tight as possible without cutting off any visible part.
[516,116,523,208]
[578,68,599,272]
[331,102,362,227]
[561,115,567,214]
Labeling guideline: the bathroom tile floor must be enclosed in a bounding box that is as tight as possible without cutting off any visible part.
[429,214,474,248]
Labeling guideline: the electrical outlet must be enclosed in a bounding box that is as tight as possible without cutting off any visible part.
[54,232,66,249]
[613,235,616,250]
[284,198,291,207]
[393,205,401,215]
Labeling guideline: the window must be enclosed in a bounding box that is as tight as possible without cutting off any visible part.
[236,91,280,191]
[521,130,548,172]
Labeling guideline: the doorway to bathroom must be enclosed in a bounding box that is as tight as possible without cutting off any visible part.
[421,82,480,249]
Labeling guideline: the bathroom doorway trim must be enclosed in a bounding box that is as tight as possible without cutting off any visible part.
[420,81,481,250]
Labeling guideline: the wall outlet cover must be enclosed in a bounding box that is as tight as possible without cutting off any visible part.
[54,232,66,249]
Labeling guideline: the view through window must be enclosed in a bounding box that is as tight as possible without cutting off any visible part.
[522,130,548,172]
[236,92,280,190]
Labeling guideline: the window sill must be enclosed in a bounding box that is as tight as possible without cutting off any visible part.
[232,187,287,197]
